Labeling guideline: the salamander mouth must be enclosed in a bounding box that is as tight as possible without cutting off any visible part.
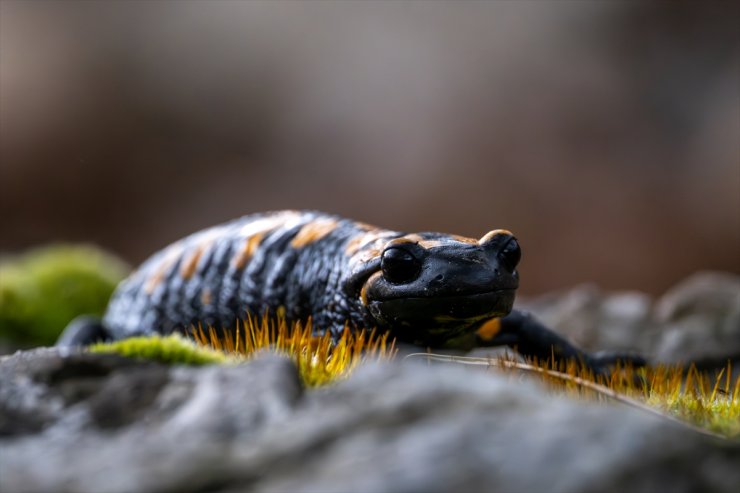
[367,289,516,325]
[376,288,516,302]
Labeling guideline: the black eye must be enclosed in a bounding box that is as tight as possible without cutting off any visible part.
[381,247,422,284]
[498,237,521,271]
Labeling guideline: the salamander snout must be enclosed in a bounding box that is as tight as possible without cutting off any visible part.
[479,230,521,273]
[498,236,521,272]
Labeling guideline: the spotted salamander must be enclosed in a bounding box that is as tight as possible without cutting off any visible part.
[58,210,643,371]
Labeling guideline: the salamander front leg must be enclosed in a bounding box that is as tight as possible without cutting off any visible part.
[475,310,646,374]
[56,316,111,347]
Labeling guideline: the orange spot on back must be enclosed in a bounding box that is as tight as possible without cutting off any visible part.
[354,221,380,231]
[452,234,478,244]
[418,240,444,249]
[479,229,513,245]
[418,235,477,249]
[476,318,502,342]
[345,231,394,255]
[290,218,339,249]
[400,234,424,243]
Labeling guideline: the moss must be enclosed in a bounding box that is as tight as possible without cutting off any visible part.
[410,353,740,439]
[192,317,396,387]
[0,245,129,346]
[86,317,395,387]
[652,394,740,437]
[89,334,229,366]
[643,364,740,437]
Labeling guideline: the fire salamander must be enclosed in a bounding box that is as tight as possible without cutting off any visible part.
[58,210,644,371]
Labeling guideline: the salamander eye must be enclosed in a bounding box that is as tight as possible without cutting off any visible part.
[498,237,521,271]
[381,246,422,284]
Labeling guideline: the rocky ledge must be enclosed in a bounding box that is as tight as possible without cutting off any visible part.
[2,347,740,493]
[2,271,739,493]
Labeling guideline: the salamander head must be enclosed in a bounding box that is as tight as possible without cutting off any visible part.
[355,230,521,346]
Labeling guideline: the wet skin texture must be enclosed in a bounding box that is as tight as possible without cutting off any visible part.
[58,210,644,371]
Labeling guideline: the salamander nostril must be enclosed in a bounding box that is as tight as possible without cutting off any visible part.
[498,237,521,271]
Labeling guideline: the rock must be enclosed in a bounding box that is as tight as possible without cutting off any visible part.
[2,272,739,492]
[516,271,740,366]
[251,361,740,493]
[0,347,158,436]
[0,349,303,493]
[652,272,740,365]
[2,348,739,493]
[516,284,654,353]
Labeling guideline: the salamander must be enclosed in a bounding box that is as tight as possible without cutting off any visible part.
[58,210,643,371]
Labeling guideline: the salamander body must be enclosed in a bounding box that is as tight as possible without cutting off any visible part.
[58,210,644,370]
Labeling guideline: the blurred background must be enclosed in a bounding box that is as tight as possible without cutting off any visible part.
[1,0,738,296]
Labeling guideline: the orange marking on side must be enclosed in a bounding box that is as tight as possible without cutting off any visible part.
[360,271,382,306]
[476,318,502,342]
[478,229,513,245]
[344,235,365,255]
[144,245,183,294]
[144,270,166,294]
[356,247,382,264]
[232,231,266,270]
[200,288,212,306]
[290,218,339,249]
[180,244,208,280]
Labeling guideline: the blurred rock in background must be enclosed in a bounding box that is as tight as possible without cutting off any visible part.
[1,1,738,295]
[514,271,740,366]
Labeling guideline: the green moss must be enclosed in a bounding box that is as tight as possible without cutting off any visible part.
[647,391,740,438]
[90,335,230,366]
[193,320,397,387]
[0,245,129,346]
[409,354,740,439]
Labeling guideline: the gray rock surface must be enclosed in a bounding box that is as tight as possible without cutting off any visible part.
[2,348,739,493]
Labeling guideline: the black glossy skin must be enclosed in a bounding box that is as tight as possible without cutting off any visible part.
[102,211,376,341]
[58,210,645,371]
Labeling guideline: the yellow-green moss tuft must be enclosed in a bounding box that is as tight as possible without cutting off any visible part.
[87,316,395,387]
[408,353,740,439]
[643,364,740,437]
[192,316,396,387]
[0,245,129,346]
[89,334,229,366]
